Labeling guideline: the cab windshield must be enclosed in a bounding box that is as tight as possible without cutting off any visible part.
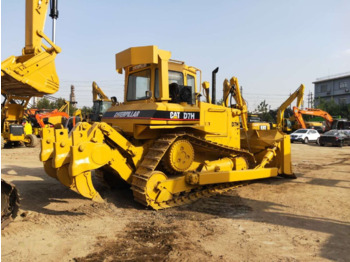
[127,69,151,101]
[93,101,112,115]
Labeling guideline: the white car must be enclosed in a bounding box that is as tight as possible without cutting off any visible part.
[290,129,320,144]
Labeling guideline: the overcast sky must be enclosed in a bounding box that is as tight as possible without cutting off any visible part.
[1,0,349,110]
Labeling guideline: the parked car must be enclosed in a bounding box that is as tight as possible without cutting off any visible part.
[310,125,325,134]
[290,129,320,144]
[319,130,350,147]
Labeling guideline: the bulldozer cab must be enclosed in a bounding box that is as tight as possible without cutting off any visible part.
[117,46,198,105]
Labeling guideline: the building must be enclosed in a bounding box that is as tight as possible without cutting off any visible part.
[313,72,350,106]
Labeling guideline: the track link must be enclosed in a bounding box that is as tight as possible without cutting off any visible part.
[131,132,254,209]
[1,179,20,229]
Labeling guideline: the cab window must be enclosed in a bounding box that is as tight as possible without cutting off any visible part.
[169,71,184,85]
[154,70,184,99]
[187,74,195,104]
[127,69,151,101]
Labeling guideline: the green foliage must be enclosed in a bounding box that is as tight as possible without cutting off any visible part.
[255,100,274,122]
[36,97,77,115]
[316,98,350,119]
[37,97,67,110]
[216,98,224,105]
[53,98,67,110]
[257,100,269,113]
[36,97,53,109]
[81,106,92,115]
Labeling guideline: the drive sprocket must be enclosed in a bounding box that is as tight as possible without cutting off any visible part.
[163,139,194,173]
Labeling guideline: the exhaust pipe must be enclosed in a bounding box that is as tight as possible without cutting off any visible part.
[212,67,219,104]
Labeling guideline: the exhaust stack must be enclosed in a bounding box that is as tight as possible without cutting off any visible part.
[212,67,219,104]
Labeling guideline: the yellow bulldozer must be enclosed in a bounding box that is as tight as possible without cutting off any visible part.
[41,45,294,209]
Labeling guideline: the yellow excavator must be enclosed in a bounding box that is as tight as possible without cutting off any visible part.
[1,92,38,148]
[1,0,60,228]
[41,46,294,209]
[1,0,60,148]
[276,84,305,133]
[90,81,115,122]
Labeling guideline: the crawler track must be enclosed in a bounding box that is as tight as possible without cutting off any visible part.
[131,132,255,209]
[1,179,20,229]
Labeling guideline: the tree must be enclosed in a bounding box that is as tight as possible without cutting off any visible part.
[256,100,274,122]
[37,97,53,109]
[316,98,350,119]
[216,98,224,105]
[52,98,67,110]
[81,106,92,115]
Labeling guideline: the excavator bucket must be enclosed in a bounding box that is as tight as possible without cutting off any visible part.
[1,32,61,97]
[1,52,60,96]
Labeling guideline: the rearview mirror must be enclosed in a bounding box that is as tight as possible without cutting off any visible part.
[145,90,152,98]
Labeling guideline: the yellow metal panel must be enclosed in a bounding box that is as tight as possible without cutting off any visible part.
[158,50,171,101]
[281,134,293,176]
[115,46,171,71]
[25,0,50,54]
[195,168,278,185]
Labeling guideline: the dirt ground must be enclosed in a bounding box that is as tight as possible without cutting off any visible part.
[1,143,350,262]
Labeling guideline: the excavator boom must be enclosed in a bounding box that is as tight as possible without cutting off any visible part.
[92,81,110,101]
[276,84,305,131]
[1,0,61,96]
[293,107,333,130]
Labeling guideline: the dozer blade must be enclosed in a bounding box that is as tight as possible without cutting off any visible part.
[241,129,294,177]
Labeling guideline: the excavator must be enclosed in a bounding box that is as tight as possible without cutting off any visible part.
[1,0,60,228]
[293,107,333,131]
[90,81,116,122]
[1,92,39,148]
[40,45,294,209]
[35,100,82,133]
[276,84,305,133]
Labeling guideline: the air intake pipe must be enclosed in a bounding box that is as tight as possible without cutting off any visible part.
[212,67,219,104]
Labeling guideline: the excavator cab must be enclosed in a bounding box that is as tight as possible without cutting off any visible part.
[90,100,112,122]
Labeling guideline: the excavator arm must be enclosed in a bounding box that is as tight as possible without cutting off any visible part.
[58,101,70,114]
[293,107,333,130]
[92,81,110,101]
[1,0,61,96]
[276,84,305,131]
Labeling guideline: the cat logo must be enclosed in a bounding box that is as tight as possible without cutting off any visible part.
[170,112,180,119]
